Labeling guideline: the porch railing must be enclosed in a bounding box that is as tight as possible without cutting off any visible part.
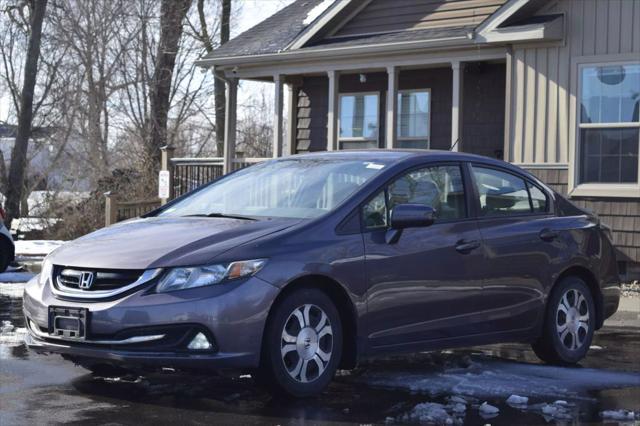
[103,149,269,226]
[171,157,224,198]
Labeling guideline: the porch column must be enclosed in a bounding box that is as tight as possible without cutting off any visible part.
[450,61,464,152]
[223,77,238,174]
[327,70,340,151]
[386,66,398,149]
[273,74,284,158]
[285,83,298,156]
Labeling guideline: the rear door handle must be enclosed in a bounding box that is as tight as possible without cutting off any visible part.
[455,240,481,254]
[539,228,558,241]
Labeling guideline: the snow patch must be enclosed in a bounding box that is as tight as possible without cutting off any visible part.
[479,402,499,415]
[15,240,64,257]
[405,402,457,425]
[506,394,529,405]
[0,282,25,298]
[0,321,27,347]
[303,0,335,25]
[601,409,637,421]
[359,355,640,399]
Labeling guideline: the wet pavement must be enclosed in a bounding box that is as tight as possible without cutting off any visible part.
[1,279,639,425]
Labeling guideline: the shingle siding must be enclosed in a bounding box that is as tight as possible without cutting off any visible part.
[526,167,640,263]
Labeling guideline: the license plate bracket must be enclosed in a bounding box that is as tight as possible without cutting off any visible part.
[48,306,88,340]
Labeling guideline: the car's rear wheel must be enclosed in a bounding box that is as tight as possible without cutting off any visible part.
[256,287,342,397]
[532,276,595,364]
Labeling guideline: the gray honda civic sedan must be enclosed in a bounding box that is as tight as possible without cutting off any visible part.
[24,150,620,397]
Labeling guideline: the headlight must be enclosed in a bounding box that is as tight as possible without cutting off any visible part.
[156,259,267,293]
[39,258,53,285]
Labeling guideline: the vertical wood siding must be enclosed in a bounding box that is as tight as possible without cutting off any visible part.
[332,0,507,37]
[507,0,640,165]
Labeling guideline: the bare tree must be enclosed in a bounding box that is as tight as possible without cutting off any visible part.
[147,0,192,174]
[191,0,231,156]
[3,0,48,226]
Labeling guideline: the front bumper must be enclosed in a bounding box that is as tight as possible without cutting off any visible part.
[24,332,255,370]
[23,274,279,371]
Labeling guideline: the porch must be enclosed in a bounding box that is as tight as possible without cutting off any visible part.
[219,54,508,174]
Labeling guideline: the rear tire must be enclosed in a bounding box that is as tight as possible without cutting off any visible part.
[532,276,595,365]
[256,287,342,397]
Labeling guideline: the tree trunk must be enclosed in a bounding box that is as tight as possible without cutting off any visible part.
[215,0,231,156]
[147,0,192,175]
[4,0,48,227]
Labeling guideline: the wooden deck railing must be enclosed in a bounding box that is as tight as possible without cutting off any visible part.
[104,148,270,227]
[104,193,161,226]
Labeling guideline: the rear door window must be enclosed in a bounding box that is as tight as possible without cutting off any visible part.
[471,166,533,216]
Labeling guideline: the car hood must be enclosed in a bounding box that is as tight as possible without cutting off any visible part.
[49,216,300,269]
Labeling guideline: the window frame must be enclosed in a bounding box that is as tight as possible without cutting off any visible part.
[337,91,381,149]
[569,54,640,198]
[360,161,472,232]
[466,162,553,220]
[396,88,432,148]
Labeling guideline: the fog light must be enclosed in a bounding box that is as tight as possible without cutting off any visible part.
[188,332,212,350]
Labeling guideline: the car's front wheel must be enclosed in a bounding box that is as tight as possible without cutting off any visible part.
[0,237,12,273]
[256,287,342,397]
[532,276,595,364]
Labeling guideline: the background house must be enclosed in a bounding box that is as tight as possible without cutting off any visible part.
[197,0,640,279]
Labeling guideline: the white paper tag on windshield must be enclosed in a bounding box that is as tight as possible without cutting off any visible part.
[365,162,385,170]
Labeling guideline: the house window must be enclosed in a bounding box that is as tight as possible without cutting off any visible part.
[578,63,640,184]
[339,93,379,149]
[397,90,430,149]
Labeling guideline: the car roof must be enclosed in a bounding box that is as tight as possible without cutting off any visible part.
[285,149,544,186]
[288,149,513,168]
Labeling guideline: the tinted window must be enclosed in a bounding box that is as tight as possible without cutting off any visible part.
[472,166,531,216]
[362,165,466,229]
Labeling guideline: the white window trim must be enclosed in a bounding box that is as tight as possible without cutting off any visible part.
[568,54,640,198]
[396,89,432,148]
[337,91,380,149]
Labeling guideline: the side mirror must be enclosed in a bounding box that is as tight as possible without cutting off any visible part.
[390,204,435,230]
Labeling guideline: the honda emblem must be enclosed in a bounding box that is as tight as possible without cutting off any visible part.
[79,272,94,289]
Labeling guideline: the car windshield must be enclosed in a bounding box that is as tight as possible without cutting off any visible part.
[159,158,391,219]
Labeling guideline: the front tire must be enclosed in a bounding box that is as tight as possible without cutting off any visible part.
[257,287,342,397]
[0,238,12,273]
[532,276,595,364]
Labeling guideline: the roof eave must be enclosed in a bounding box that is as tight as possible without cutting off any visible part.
[476,15,564,44]
[195,35,473,68]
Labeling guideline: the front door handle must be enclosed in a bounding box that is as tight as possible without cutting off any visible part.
[539,228,558,241]
[455,239,481,254]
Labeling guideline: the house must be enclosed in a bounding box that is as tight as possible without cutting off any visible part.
[196,0,640,279]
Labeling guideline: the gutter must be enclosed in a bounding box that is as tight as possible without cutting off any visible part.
[195,35,473,68]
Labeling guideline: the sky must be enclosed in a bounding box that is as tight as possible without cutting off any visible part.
[0,0,296,123]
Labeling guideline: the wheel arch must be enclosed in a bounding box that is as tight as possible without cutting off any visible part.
[265,274,359,369]
[554,265,604,329]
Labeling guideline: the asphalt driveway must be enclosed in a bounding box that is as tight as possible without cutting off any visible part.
[1,275,639,425]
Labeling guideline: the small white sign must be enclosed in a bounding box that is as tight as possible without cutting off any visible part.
[158,170,170,199]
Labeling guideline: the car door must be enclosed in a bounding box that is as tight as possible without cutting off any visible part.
[469,164,568,335]
[363,162,486,351]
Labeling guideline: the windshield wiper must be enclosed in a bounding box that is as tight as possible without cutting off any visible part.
[185,213,257,221]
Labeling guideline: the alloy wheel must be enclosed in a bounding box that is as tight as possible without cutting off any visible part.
[556,288,590,351]
[280,304,333,383]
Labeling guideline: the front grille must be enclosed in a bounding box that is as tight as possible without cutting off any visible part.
[55,267,144,291]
